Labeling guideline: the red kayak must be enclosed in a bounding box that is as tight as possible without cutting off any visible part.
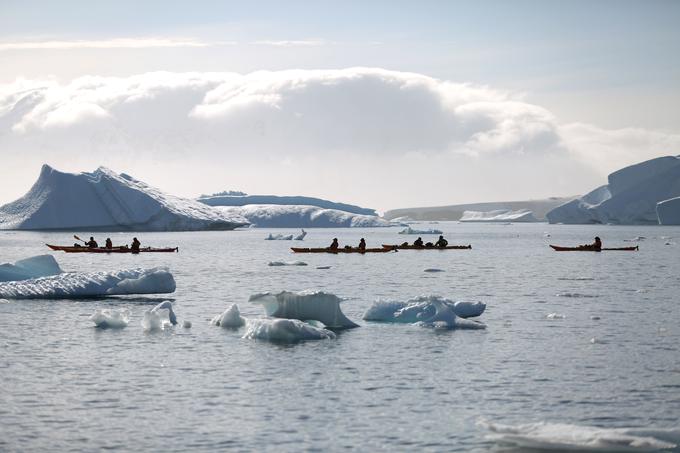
[382,244,471,250]
[549,245,638,252]
[291,247,394,254]
[46,244,178,253]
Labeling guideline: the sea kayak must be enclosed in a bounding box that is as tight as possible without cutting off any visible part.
[549,245,638,252]
[382,244,472,250]
[291,247,394,254]
[46,244,178,253]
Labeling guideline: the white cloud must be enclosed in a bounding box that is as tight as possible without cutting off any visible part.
[251,40,328,47]
[0,68,678,208]
[0,37,234,51]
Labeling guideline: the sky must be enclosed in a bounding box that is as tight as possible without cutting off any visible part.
[1,0,679,212]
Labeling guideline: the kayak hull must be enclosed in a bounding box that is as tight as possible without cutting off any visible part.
[382,244,471,250]
[291,247,393,254]
[549,245,638,252]
[46,244,178,253]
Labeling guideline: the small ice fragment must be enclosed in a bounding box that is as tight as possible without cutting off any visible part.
[546,313,565,319]
[212,304,246,328]
[90,308,130,329]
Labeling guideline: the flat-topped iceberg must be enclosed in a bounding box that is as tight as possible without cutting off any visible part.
[363,296,486,329]
[547,155,680,225]
[216,204,389,228]
[249,290,359,328]
[0,165,248,231]
[657,196,680,225]
[460,209,538,222]
[0,267,175,299]
[198,193,377,216]
[0,255,62,282]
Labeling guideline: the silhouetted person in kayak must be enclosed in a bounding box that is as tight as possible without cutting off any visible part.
[86,237,99,248]
[329,238,339,250]
[131,237,141,252]
[413,237,424,247]
[592,236,602,251]
[435,235,448,248]
[105,238,113,249]
[358,238,366,250]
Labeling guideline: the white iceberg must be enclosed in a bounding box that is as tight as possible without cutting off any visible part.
[657,196,680,225]
[479,420,679,451]
[0,255,62,282]
[141,301,177,331]
[242,318,336,342]
[547,155,680,225]
[211,304,246,328]
[398,226,443,235]
[249,290,359,329]
[265,233,294,240]
[362,296,486,329]
[0,165,248,231]
[0,267,175,299]
[90,308,131,329]
[198,193,377,216]
[215,204,390,228]
[459,209,539,222]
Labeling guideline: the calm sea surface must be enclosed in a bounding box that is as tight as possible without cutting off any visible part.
[1,223,679,452]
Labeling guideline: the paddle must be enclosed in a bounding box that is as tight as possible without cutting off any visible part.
[73,234,85,243]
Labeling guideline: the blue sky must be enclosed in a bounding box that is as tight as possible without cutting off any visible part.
[0,1,679,209]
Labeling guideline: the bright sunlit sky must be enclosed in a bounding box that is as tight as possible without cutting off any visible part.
[1,0,679,211]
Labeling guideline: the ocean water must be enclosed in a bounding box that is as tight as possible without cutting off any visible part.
[1,223,679,452]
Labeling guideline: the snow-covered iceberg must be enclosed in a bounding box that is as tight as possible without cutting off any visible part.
[249,290,359,329]
[216,204,389,228]
[0,267,175,299]
[243,318,336,342]
[363,296,486,329]
[198,193,377,216]
[90,308,131,329]
[0,165,248,231]
[398,226,443,235]
[460,209,539,222]
[211,304,246,328]
[657,196,680,225]
[0,255,62,282]
[479,420,679,451]
[547,155,680,225]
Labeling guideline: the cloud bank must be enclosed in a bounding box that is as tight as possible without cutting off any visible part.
[1,68,678,208]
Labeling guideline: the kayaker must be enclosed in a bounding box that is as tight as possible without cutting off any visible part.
[131,237,141,252]
[592,236,602,251]
[413,237,424,247]
[435,235,448,248]
[329,238,339,250]
[358,238,366,250]
[105,238,113,249]
[86,237,99,248]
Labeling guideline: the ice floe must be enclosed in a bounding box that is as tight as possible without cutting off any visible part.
[265,233,294,240]
[398,226,443,235]
[0,255,62,282]
[249,290,359,329]
[90,308,131,329]
[211,304,246,328]
[0,267,175,299]
[363,296,486,329]
[141,301,177,331]
[479,420,679,451]
[242,318,336,342]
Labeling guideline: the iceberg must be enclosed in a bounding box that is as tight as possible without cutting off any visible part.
[0,165,248,231]
[265,233,294,240]
[0,267,175,299]
[211,304,246,328]
[198,193,377,216]
[363,296,486,329]
[215,204,390,228]
[398,226,443,235]
[90,308,131,329]
[657,196,680,225]
[0,255,62,282]
[547,156,680,225]
[479,420,679,451]
[459,209,539,222]
[242,318,336,342]
[249,291,359,329]
[141,301,177,331]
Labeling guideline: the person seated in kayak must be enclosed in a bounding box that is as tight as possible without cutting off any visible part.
[434,235,448,248]
[105,238,113,249]
[329,238,339,250]
[591,236,602,251]
[425,242,434,247]
[413,237,424,247]
[131,237,141,252]
[86,237,99,248]
[358,238,366,250]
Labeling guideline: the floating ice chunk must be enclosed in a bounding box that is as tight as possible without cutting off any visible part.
[363,296,486,329]
[243,318,336,342]
[153,300,177,325]
[0,298,9,304]
[265,233,294,240]
[546,313,566,319]
[424,268,444,273]
[268,261,308,266]
[212,304,246,328]
[294,229,307,240]
[452,301,487,318]
[141,300,177,331]
[479,420,678,451]
[90,308,130,328]
[0,255,62,282]
[398,226,443,235]
[0,267,176,299]
[249,290,359,329]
